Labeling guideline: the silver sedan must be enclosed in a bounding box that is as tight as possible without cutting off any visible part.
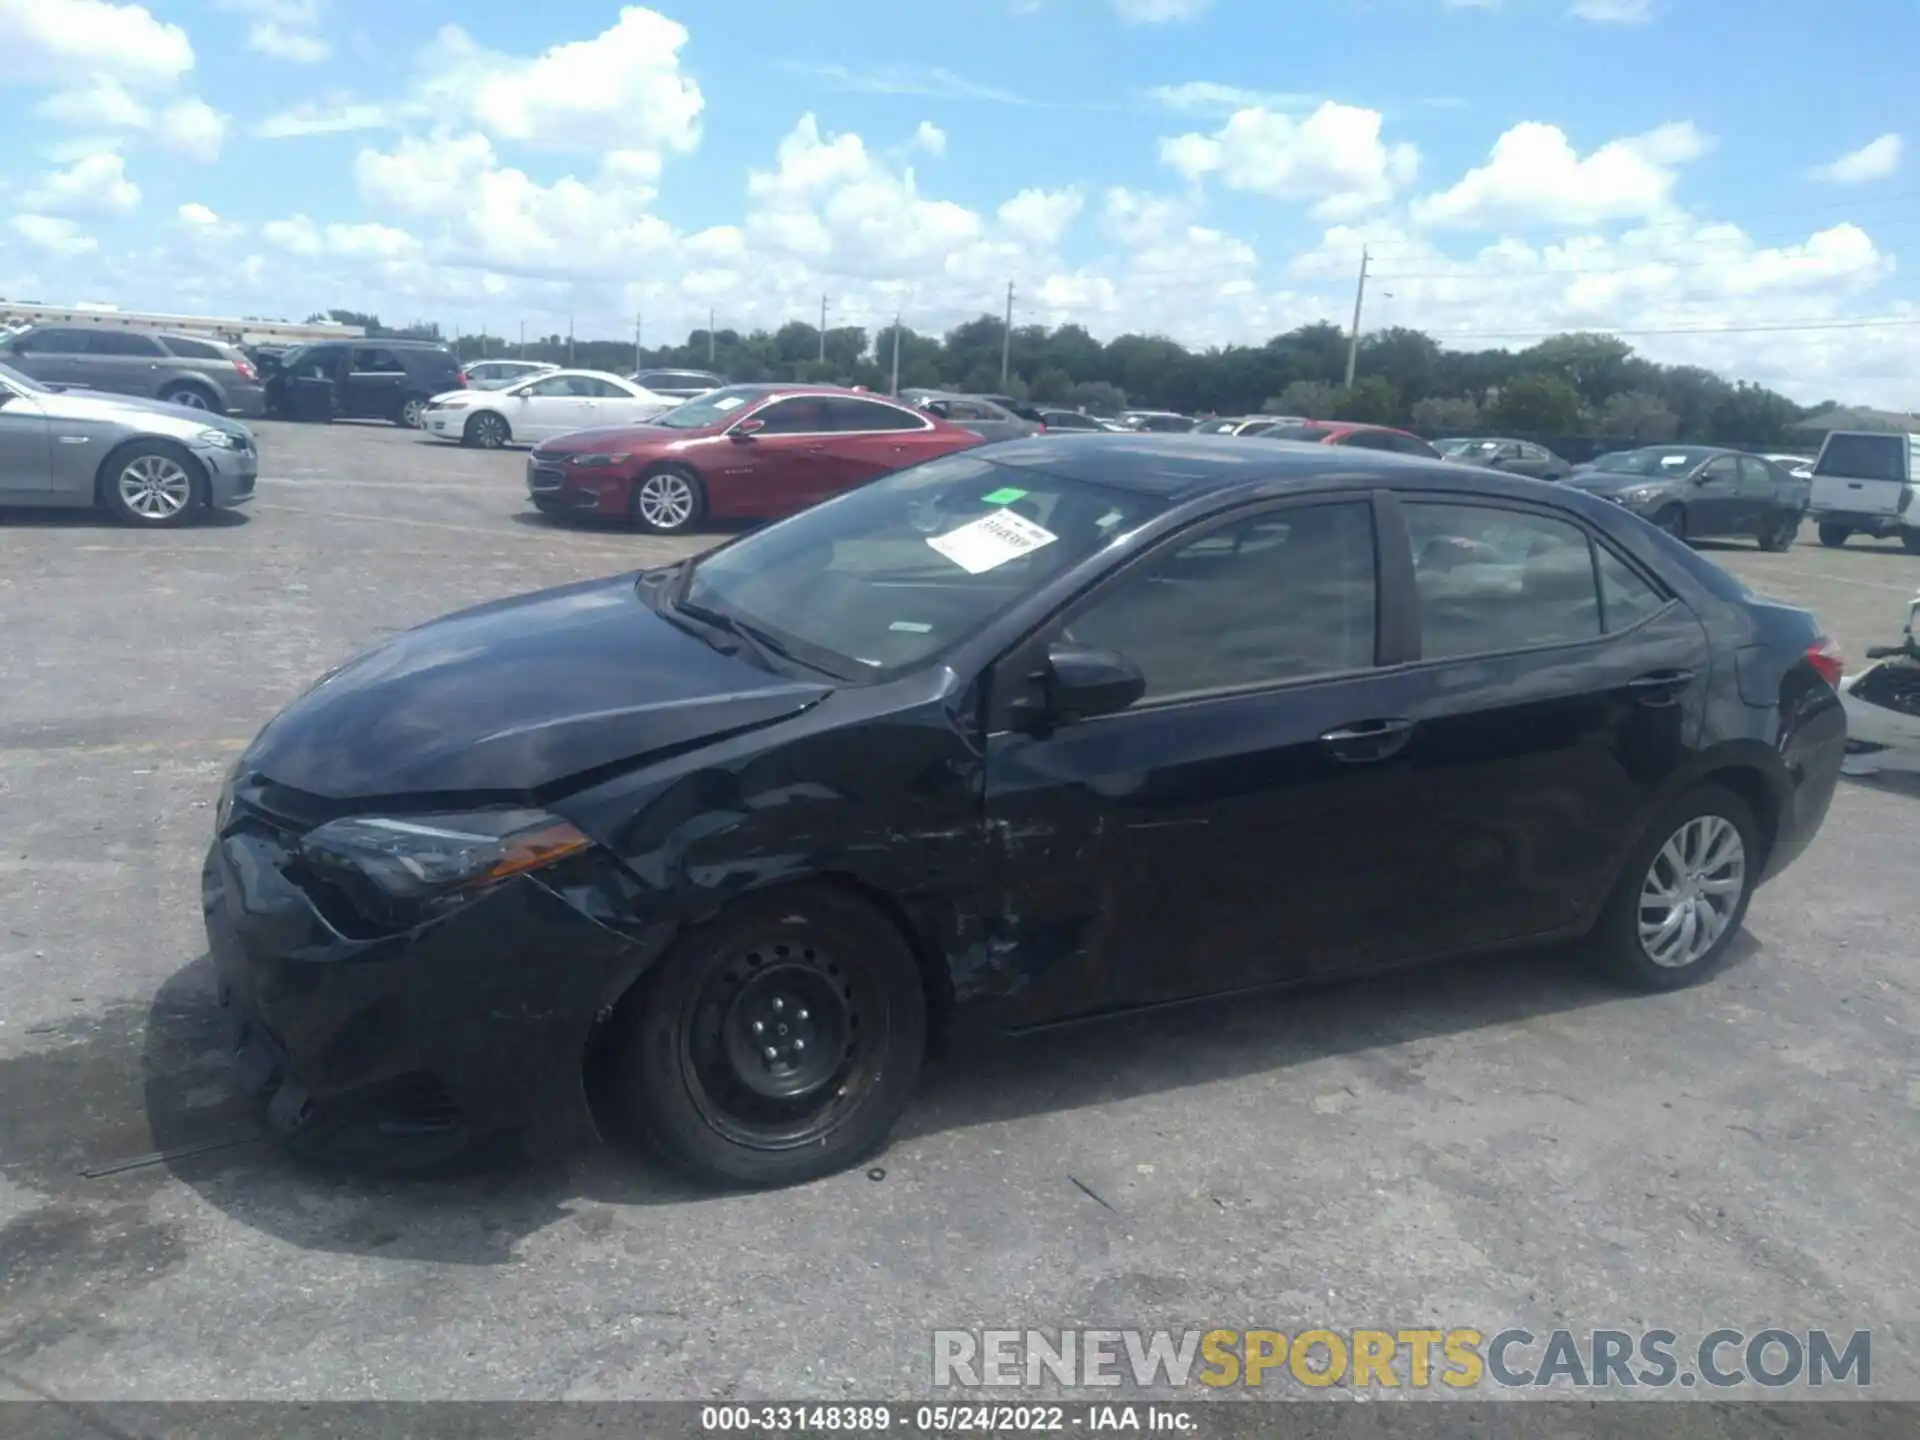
[0,360,257,527]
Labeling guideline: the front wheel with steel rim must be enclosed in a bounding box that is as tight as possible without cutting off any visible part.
[463,411,510,449]
[603,886,926,1187]
[102,444,202,528]
[631,465,707,534]
[1590,783,1761,991]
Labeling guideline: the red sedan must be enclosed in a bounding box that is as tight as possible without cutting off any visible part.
[1260,420,1441,458]
[525,384,985,533]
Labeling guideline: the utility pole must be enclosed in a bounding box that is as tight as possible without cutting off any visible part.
[567,312,575,367]
[1000,281,1014,388]
[708,306,716,365]
[634,313,643,372]
[889,310,902,397]
[518,320,525,358]
[818,295,828,364]
[1343,245,1369,390]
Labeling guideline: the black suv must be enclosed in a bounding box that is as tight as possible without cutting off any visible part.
[264,340,465,427]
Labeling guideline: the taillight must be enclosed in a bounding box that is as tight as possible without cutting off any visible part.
[234,358,256,380]
[1807,637,1845,689]
[456,370,469,386]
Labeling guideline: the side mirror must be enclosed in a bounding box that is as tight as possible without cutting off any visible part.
[1009,641,1146,732]
[729,417,764,442]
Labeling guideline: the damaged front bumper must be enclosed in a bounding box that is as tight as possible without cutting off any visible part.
[201,820,663,1170]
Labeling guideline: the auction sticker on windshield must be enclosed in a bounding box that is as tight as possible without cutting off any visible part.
[926,510,1058,574]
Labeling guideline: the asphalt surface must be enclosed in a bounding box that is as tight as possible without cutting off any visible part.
[2,420,1917,1403]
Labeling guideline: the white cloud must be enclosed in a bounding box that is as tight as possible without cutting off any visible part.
[257,98,398,138]
[417,7,703,165]
[35,77,152,128]
[744,114,984,281]
[0,0,194,88]
[1812,133,1902,185]
[998,188,1085,247]
[157,98,229,161]
[1412,120,1711,228]
[913,121,948,157]
[24,152,141,215]
[1146,81,1318,114]
[262,215,324,256]
[1569,0,1652,20]
[11,214,99,256]
[1115,0,1211,21]
[178,202,221,226]
[216,0,331,62]
[1161,102,1419,218]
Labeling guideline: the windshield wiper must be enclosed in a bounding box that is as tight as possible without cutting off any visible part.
[670,595,792,672]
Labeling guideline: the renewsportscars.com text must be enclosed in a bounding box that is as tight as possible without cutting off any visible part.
[932,1327,1871,1391]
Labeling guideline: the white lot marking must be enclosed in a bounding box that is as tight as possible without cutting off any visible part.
[255,476,515,492]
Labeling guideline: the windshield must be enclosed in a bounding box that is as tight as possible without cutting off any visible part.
[1591,447,1712,476]
[1436,438,1492,457]
[0,360,50,394]
[650,385,769,429]
[677,451,1172,680]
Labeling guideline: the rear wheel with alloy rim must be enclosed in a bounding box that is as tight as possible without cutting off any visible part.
[632,465,707,534]
[463,412,510,449]
[160,384,216,412]
[397,396,427,428]
[102,444,202,528]
[605,886,926,1187]
[1590,783,1760,991]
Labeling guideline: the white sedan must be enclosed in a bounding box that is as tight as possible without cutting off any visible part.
[420,369,676,449]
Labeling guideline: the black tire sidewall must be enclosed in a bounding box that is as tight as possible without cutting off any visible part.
[102,444,203,528]
[1589,783,1762,992]
[612,887,926,1187]
[1818,524,1850,548]
[465,412,507,449]
[1653,506,1686,540]
[1902,530,1920,555]
[631,465,707,534]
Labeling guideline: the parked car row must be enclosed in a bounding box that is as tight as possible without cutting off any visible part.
[0,323,267,416]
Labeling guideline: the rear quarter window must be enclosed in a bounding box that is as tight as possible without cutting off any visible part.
[1814,433,1908,482]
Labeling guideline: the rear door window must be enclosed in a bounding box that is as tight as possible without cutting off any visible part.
[823,397,927,432]
[1402,502,1603,659]
[160,336,225,360]
[351,347,406,373]
[15,328,91,354]
[88,332,168,357]
[1814,433,1907,482]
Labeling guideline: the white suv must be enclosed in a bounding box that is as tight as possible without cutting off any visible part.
[1809,430,1920,552]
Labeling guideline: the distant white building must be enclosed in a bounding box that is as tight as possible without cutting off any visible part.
[0,302,365,344]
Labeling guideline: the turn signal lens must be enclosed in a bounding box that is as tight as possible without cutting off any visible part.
[1806,637,1845,689]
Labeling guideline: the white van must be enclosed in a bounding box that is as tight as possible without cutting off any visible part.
[1809,430,1920,552]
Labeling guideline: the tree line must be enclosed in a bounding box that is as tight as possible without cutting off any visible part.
[319,307,1839,450]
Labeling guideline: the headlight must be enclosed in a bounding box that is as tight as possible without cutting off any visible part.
[189,427,245,450]
[214,758,243,831]
[299,809,591,903]
[566,452,632,467]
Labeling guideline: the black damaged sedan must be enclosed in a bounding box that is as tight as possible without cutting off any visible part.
[204,435,1847,1186]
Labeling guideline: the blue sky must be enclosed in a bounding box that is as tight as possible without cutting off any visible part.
[2,0,1915,402]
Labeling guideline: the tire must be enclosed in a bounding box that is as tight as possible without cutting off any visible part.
[396,395,427,429]
[631,465,707,534]
[1588,783,1761,993]
[1902,530,1920,555]
[160,383,218,414]
[463,411,510,449]
[1757,512,1798,552]
[1651,505,1686,541]
[100,442,204,528]
[605,885,927,1188]
[1818,523,1851,548]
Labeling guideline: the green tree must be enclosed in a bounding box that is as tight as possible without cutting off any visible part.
[1066,380,1127,415]
[1331,376,1403,425]
[1269,380,1339,418]
[1596,391,1680,443]
[1490,374,1584,433]
[1411,395,1481,432]
[1515,332,1636,407]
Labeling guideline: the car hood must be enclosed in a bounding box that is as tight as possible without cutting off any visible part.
[428,388,482,405]
[1562,470,1665,494]
[35,387,253,438]
[534,421,714,454]
[240,573,833,800]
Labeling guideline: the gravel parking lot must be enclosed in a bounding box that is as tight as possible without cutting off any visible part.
[2,419,1917,1403]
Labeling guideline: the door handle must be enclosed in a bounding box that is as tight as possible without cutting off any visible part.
[1629,668,1695,706]
[1319,717,1415,762]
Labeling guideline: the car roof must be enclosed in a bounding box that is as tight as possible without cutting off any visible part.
[972,431,1498,499]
